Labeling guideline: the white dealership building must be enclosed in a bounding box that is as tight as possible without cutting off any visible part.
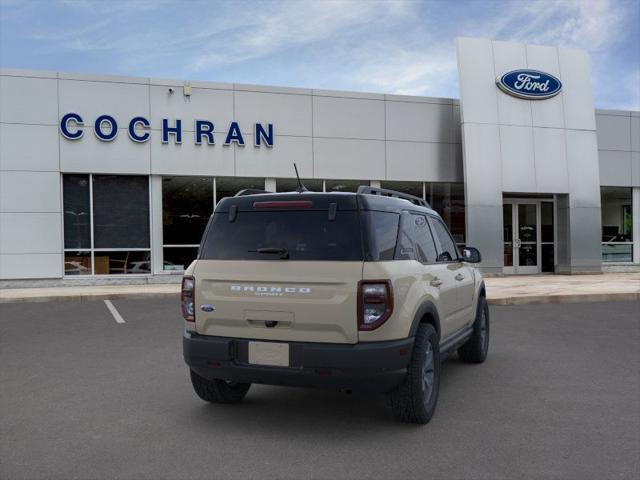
[0,37,639,284]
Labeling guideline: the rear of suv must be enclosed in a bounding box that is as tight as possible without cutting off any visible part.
[182,186,489,424]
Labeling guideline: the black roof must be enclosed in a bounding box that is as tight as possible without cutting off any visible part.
[214,189,438,216]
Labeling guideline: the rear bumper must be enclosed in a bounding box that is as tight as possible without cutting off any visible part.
[183,331,413,393]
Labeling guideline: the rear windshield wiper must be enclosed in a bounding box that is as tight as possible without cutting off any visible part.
[248,247,290,259]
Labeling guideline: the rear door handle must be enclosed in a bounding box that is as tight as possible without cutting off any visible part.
[455,273,465,281]
[430,278,443,287]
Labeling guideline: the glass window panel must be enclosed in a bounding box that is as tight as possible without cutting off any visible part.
[601,187,633,242]
[163,247,199,271]
[94,251,151,275]
[503,204,513,242]
[428,216,459,262]
[362,211,399,261]
[216,177,266,205]
[162,177,213,246]
[63,175,91,249]
[410,214,438,263]
[200,211,363,261]
[541,244,554,272]
[504,243,513,267]
[380,181,423,200]
[602,244,633,263]
[64,251,91,275]
[92,175,150,249]
[541,202,554,243]
[518,204,537,242]
[519,244,537,267]
[325,180,369,193]
[276,178,323,192]
[430,183,465,244]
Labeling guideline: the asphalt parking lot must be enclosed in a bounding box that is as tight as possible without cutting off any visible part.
[0,300,638,480]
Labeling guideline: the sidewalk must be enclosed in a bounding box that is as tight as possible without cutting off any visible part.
[1,273,639,305]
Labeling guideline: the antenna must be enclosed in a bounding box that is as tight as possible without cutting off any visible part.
[293,163,308,193]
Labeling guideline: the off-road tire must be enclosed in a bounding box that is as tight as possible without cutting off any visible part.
[458,295,490,363]
[389,323,440,424]
[190,369,251,404]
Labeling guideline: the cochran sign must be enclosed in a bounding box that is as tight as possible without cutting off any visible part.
[59,113,274,147]
[496,69,562,100]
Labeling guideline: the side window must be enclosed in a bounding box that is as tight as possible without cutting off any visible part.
[411,214,438,263]
[394,213,437,263]
[429,216,459,262]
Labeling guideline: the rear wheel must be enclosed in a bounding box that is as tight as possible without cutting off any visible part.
[189,369,251,404]
[458,296,490,363]
[389,323,440,424]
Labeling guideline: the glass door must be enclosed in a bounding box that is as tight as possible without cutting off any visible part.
[516,203,539,274]
[503,200,553,274]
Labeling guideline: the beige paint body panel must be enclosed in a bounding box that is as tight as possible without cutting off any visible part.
[359,260,480,342]
[189,256,482,345]
[193,260,362,343]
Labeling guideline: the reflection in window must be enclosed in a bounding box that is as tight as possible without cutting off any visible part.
[162,177,213,271]
[62,174,151,275]
[429,183,466,245]
[276,178,324,192]
[216,177,266,205]
[601,187,633,262]
[380,181,423,200]
[325,179,369,193]
[63,175,91,249]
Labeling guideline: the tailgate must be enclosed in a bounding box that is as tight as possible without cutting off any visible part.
[194,260,363,344]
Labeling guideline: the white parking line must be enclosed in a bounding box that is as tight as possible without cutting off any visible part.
[104,300,125,324]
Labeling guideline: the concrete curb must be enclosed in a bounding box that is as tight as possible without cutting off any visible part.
[0,291,180,304]
[487,292,640,305]
[1,291,639,305]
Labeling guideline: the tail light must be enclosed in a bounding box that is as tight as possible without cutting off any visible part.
[357,280,393,331]
[181,276,195,322]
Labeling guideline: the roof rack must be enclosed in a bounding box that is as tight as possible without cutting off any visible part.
[357,186,431,208]
[234,188,272,197]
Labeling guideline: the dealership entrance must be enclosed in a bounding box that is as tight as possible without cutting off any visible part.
[503,199,555,274]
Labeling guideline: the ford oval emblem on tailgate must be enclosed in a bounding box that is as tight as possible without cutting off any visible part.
[200,304,215,312]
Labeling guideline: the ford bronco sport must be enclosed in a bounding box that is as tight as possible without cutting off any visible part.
[182,186,489,424]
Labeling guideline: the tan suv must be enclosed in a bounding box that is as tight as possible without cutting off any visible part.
[182,186,489,424]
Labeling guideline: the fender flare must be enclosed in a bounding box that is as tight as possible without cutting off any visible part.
[408,301,441,339]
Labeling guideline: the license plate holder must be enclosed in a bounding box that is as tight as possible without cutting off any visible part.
[248,341,290,367]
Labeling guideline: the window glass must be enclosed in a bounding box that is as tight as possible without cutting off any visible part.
[362,211,399,261]
[325,180,369,193]
[411,215,438,263]
[63,175,91,249]
[393,213,437,263]
[64,251,91,275]
[380,181,423,200]
[93,175,150,249]
[162,177,212,246]
[429,216,459,262]
[216,177,266,205]
[200,211,363,261]
[601,187,633,262]
[276,178,324,192]
[429,183,465,244]
[163,247,199,271]
[94,251,151,275]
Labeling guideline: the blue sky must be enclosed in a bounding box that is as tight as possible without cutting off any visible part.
[1,0,638,109]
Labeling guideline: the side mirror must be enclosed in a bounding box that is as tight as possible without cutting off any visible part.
[462,247,482,263]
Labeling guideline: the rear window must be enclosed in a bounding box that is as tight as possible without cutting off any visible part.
[200,210,363,261]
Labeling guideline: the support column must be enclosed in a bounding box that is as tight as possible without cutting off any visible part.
[150,175,164,275]
[633,187,640,264]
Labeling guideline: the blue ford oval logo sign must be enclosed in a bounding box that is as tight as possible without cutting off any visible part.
[200,304,215,312]
[496,69,562,100]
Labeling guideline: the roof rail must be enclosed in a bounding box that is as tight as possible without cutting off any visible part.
[357,186,431,208]
[234,188,272,197]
